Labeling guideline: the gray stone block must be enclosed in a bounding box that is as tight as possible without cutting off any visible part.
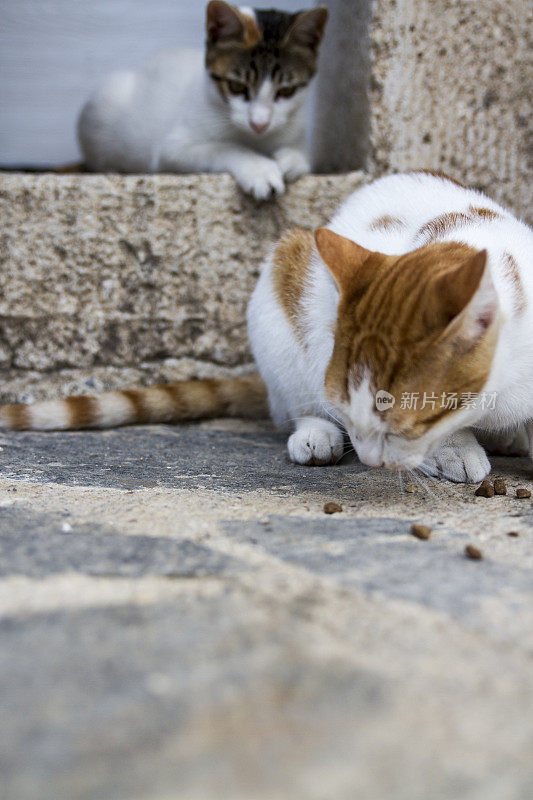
[225,514,533,639]
[0,598,388,800]
[0,172,368,402]
[0,506,243,579]
[0,425,366,491]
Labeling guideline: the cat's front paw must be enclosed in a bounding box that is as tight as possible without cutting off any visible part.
[288,421,344,466]
[274,148,310,183]
[421,430,491,483]
[234,157,285,200]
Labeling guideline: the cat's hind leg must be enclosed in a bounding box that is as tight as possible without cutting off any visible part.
[288,417,344,466]
[475,425,529,457]
[421,429,491,483]
[526,422,533,463]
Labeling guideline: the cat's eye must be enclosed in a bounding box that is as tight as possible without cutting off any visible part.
[227,79,248,97]
[275,85,298,100]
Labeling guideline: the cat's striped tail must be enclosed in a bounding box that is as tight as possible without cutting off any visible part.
[0,375,268,431]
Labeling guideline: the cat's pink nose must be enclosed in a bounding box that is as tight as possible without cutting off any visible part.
[250,120,269,134]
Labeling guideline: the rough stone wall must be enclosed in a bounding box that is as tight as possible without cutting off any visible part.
[0,172,367,403]
[370,0,533,223]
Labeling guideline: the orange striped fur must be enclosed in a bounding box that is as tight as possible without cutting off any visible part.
[271,227,314,340]
[0,376,267,431]
[412,169,467,188]
[316,230,499,438]
[240,11,262,48]
[369,215,406,232]
[502,251,526,315]
[417,205,502,244]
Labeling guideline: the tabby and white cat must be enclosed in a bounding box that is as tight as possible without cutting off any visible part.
[78,1,328,199]
[2,172,532,483]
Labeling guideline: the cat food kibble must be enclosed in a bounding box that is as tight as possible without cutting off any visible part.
[493,477,507,495]
[465,544,483,560]
[405,483,416,493]
[323,502,342,514]
[516,487,531,499]
[475,480,494,498]
[411,523,431,540]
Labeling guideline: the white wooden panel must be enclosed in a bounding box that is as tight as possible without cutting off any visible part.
[0,0,306,166]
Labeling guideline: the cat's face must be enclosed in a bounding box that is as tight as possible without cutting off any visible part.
[205,2,327,136]
[315,229,500,471]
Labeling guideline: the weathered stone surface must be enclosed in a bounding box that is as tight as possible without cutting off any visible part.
[0,598,389,800]
[226,514,533,640]
[0,423,365,490]
[0,507,243,579]
[0,421,532,800]
[0,171,367,402]
[370,0,533,223]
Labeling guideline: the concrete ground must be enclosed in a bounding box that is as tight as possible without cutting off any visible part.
[0,418,532,800]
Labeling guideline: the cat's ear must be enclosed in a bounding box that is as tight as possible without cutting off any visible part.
[206,1,245,45]
[315,228,376,294]
[437,250,499,342]
[285,7,329,52]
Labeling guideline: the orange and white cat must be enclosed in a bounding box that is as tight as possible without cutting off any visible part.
[248,171,533,481]
[1,172,532,483]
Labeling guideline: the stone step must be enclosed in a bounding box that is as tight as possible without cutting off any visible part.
[0,171,367,402]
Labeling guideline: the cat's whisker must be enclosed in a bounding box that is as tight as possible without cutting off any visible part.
[408,468,439,500]
[397,468,404,493]
[321,406,345,429]
[280,398,348,430]
[425,469,466,500]
[334,444,358,465]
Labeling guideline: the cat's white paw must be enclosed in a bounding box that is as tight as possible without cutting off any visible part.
[234,157,285,200]
[274,148,310,183]
[421,429,491,483]
[288,420,344,466]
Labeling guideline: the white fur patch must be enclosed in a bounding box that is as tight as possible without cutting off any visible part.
[29,401,71,431]
[238,7,256,21]
[96,392,136,427]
